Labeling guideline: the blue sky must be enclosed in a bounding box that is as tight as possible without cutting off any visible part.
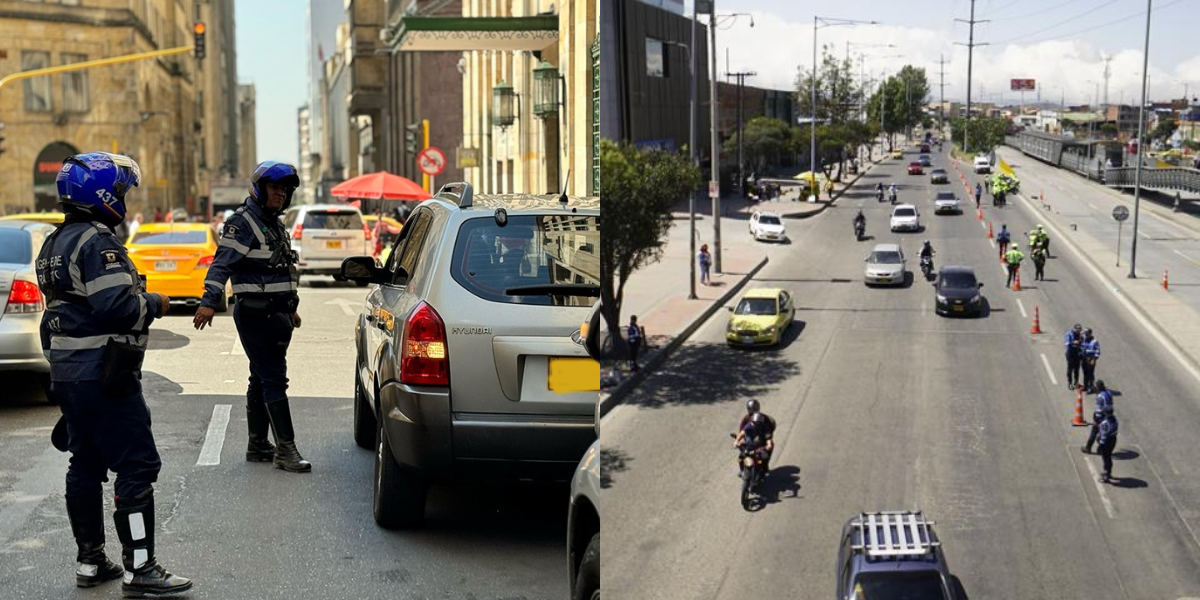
[234,0,309,165]
[689,0,1200,105]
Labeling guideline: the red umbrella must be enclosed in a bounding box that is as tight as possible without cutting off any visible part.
[330,171,432,201]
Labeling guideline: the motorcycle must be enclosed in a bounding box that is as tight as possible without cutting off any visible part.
[920,254,934,278]
[876,189,885,203]
[854,220,866,241]
[889,191,898,205]
[730,433,767,511]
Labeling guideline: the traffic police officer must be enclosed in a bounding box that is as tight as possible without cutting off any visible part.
[193,161,311,473]
[1095,406,1119,483]
[1083,380,1114,454]
[1081,328,1101,393]
[1064,324,1083,390]
[1004,245,1024,288]
[37,152,192,595]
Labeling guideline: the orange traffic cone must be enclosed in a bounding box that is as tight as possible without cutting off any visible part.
[1030,305,1042,334]
[1012,269,1022,291]
[1071,385,1088,426]
[977,207,984,221]
[1163,269,1169,291]
[987,221,994,239]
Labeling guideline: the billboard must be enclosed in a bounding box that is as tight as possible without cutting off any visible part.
[1010,79,1036,91]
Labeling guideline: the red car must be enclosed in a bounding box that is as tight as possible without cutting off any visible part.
[907,162,924,175]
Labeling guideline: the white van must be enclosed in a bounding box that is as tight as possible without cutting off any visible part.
[283,204,371,281]
[973,155,992,174]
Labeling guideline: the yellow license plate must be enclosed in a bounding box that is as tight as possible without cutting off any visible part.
[325,240,343,250]
[547,358,600,393]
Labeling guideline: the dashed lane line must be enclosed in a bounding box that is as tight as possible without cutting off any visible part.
[196,404,232,466]
[1040,353,1059,386]
[1016,298,1028,318]
[1172,249,1200,267]
[1081,450,1117,519]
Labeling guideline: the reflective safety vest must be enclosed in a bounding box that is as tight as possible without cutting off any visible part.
[201,198,299,308]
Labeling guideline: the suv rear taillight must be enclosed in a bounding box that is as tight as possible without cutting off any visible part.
[5,281,45,314]
[292,224,304,240]
[399,301,449,386]
[197,255,214,268]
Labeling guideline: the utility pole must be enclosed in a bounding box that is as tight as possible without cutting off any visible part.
[939,54,947,133]
[709,3,721,274]
[728,71,756,208]
[1129,0,1153,279]
[688,4,699,299]
[955,0,988,153]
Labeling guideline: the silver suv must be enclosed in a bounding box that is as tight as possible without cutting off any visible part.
[341,182,600,528]
[284,204,371,281]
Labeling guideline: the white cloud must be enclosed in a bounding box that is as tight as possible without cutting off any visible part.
[715,9,1200,106]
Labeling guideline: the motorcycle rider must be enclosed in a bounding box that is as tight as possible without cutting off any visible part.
[853,210,866,239]
[734,405,776,475]
[919,240,936,273]
[875,182,884,202]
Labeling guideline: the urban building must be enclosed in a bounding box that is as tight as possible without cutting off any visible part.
[317,21,360,201]
[237,83,257,177]
[297,104,316,206]
[303,0,347,201]
[0,0,233,217]
[194,0,242,216]
[601,0,710,158]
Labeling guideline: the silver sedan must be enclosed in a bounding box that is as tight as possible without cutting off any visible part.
[0,220,54,396]
[863,243,907,286]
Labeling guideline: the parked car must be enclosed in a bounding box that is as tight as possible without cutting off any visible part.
[0,220,54,397]
[125,222,233,311]
[973,155,992,174]
[907,162,924,175]
[933,266,984,317]
[890,204,922,232]
[929,168,949,184]
[863,243,906,286]
[836,511,959,600]
[725,288,795,347]
[284,204,372,281]
[933,191,962,215]
[749,211,787,242]
[340,182,600,528]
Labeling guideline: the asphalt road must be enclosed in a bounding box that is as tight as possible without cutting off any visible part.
[602,144,1200,600]
[0,277,567,600]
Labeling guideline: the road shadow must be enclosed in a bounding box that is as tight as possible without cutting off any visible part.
[1112,448,1140,461]
[412,481,569,542]
[142,371,185,397]
[304,277,365,289]
[760,465,802,505]
[1106,476,1149,489]
[599,447,632,489]
[730,320,807,351]
[0,372,50,408]
[623,340,802,410]
[147,329,190,351]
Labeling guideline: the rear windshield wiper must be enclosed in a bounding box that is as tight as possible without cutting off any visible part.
[504,284,600,297]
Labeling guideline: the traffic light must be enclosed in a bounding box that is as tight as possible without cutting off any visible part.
[405,122,419,154]
[193,22,206,60]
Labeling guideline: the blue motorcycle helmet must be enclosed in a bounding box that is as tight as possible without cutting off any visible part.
[55,152,142,228]
[249,161,300,212]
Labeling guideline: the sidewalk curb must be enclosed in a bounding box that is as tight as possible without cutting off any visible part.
[770,157,884,219]
[599,255,770,417]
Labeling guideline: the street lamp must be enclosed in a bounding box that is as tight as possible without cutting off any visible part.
[1128,0,1153,279]
[708,7,753,275]
[492,80,518,129]
[811,16,878,200]
[532,61,567,192]
[663,39,698,300]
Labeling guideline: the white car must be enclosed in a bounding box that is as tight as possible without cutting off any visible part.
[283,204,372,281]
[749,211,787,242]
[973,155,992,174]
[933,191,962,215]
[863,243,906,286]
[890,204,922,232]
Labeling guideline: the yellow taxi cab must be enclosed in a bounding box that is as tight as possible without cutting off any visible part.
[363,214,403,235]
[126,222,234,312]
[725,288,795,347]
[0,212,65,224]
[890,149,904,159]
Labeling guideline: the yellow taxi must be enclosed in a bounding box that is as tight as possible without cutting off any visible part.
[126,222,233,311]
[890,149,904,159]
[0,212,65,224]
[725,288,795,347]
[363,214,403,235]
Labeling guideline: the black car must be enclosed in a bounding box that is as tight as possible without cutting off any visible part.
[836,511,959,600]
[933,266,984,316]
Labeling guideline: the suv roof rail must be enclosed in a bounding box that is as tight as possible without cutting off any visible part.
[435,182,474,208]
[851,511,939,558]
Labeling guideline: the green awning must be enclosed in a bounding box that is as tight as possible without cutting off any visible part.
[390,16,558,52]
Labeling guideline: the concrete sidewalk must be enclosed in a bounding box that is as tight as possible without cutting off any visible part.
[599,159,885,415]
[954,147,1200,382]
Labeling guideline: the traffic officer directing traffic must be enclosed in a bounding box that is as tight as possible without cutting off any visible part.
[1081,328,1101,393]
[1083,380,1114,455]
[1004,245,1024,288]
[1095,406,1119,483]
[36,152,192,595]
[1064,324,1083,390]
[193,161,312,473]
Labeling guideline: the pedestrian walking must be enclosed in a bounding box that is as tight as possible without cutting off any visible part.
[974,182,982,209]
[1004,245,1024,288]
[1083,380,1114,454]
[996,224,1011,260]
[153,207,164,222]
[193,161,312,473]
[1095,406,1118,483]
[1065,324,1083,390]
[37,152,192,595]
[698,243,712,285]
[626,315,645,371]
[1081,329,1101,392]
[1032,246,1047,281]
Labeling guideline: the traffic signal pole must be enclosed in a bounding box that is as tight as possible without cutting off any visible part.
[423,119,430,192]
[0,46,196,93]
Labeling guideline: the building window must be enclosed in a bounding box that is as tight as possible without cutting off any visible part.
[21,51,52,112]
[591,39,600,195]
[61,53,89,113]
[646,38,666,78]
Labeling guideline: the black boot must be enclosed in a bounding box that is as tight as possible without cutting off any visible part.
[266,400,312,473]
[66,494,124,588]
[245,401,275,462]
[114,488,192,598]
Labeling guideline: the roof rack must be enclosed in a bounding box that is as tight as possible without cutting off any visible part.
[435,182,474,208]
[851,511,939,558]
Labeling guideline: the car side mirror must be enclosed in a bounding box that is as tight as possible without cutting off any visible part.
[340,256,386,284]
[978,282,984,288]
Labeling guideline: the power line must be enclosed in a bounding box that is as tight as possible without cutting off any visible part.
[993,0,1122,44]
[954,0,988,152]
[987,0,1084,22]
[1006,0,1187,45]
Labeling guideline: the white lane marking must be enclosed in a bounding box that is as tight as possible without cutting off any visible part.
[196,404,232,466]
[1040,353,1059,385]
[324,298,359,316]
[1014,191,1200,387]
[1016,298,1028,318]
[1173,249,1200,266]
[1082,454,1117,518]
[231,333,244,356]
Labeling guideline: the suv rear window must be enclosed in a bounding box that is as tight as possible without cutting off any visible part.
[851,571,947,600]
[303,211,363,230]
[451,214,599,306]
[131,231,209,245]
[0,229,32,264]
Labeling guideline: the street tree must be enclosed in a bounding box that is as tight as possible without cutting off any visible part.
[598,140,703,340]
[1150,118,1177,142]
[723,117,793,173]
[794,45,861,125]
[950,117,1008,153]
